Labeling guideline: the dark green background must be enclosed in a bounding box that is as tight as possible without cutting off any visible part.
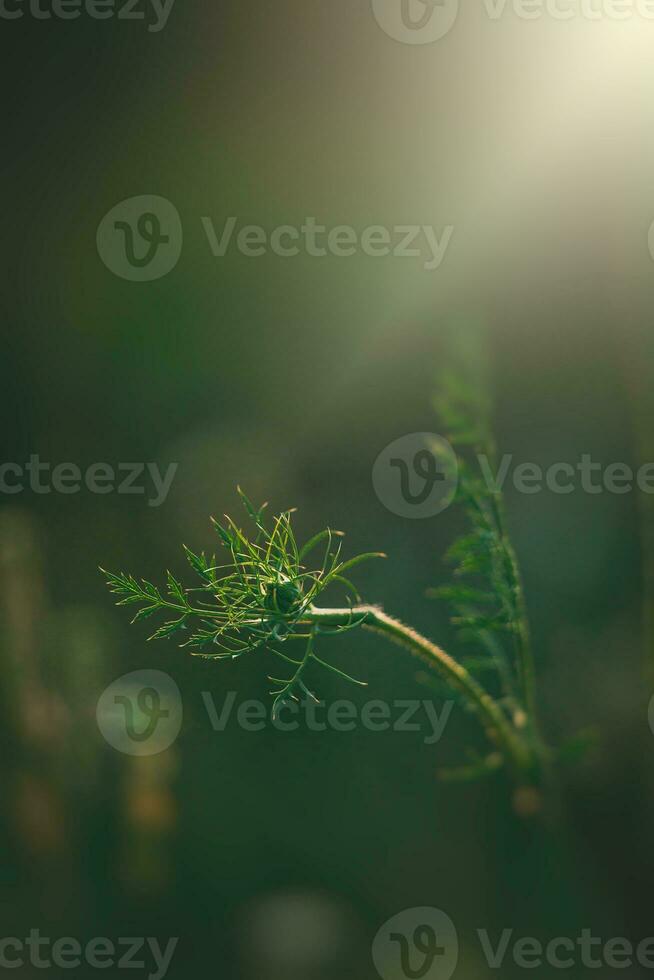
[2,2,654,977]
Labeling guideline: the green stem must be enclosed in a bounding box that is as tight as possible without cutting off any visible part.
[304,604,537,785]
[482,435,539,735]
[493,493,540,734]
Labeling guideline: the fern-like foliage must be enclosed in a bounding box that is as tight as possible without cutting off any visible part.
[101,488,383,716]
[430,343,536,735]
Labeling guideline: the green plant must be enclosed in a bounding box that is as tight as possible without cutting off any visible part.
[429,357,545,793]
[102,475,547,806]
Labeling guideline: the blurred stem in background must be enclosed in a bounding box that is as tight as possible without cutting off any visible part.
[431,321,548,798]
[0,512,72,913]
[0,511,177,916]
[120,753,179,900]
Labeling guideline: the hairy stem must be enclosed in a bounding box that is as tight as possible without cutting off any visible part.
[304,605,537,784]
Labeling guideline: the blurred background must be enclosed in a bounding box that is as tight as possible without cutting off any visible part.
[2,0,654,976]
